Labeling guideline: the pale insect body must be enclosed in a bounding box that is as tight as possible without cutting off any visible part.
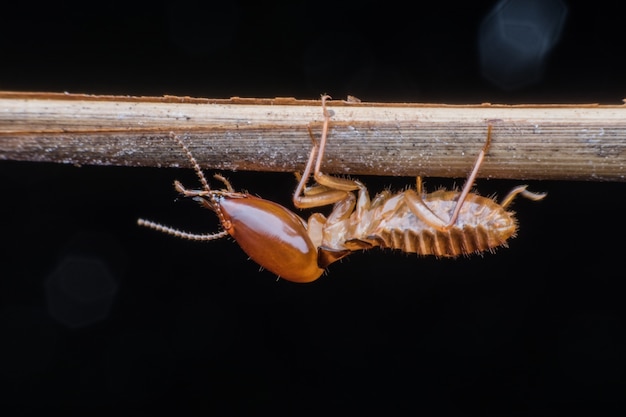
[312,187,520,258]
[291,95,545,265]
[138,95,546,283]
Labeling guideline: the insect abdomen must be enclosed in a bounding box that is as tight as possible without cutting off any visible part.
[372,223,515,257]
[364,193,518,257]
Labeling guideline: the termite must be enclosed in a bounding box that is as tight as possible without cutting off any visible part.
[138,95,546,283]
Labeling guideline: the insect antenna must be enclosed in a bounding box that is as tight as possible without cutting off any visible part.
[136,218,229,241]
[169,132,212,194]
[168,132,230,227]
[136,132,231,241]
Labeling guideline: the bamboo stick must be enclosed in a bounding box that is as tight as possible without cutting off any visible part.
[1,91,625,181]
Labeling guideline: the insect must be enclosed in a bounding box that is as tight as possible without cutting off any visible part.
[138,95,546,283]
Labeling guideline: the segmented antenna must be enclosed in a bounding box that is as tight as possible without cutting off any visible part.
[137,219,229,240]
[169,132,211,193]
[136,132,232,241]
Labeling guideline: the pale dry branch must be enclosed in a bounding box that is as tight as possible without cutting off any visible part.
[1,91,625,181]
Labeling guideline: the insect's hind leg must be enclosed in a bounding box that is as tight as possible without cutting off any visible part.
[404,125,493,232]
[445,124,493,226]
[500,185,547,209]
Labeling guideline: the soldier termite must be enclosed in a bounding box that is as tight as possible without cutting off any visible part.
[138,95,546,283]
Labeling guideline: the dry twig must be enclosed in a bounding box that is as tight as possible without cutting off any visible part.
[1,91,625,181]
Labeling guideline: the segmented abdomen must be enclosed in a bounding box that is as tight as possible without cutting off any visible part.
[372,223,513,257]
[364,192,517,257]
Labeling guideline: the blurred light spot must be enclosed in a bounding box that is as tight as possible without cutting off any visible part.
[478,0,567,90]
[46,256,118,328]
[45,231,124,328]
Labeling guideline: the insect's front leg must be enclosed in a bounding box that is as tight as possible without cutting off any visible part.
[294,94,375,225]
[292,96,360,210]
[292,169,356,209]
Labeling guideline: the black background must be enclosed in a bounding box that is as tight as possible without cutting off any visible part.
[2,1,626,415]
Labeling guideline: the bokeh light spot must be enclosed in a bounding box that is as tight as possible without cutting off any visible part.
[46,255,118,328]
[478,0,567,90]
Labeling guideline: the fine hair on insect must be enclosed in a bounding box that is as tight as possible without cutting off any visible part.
[138,95,546,283]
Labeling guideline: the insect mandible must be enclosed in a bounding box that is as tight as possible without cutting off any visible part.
[137,95,546,283]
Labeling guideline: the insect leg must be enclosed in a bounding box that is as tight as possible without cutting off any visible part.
[500,185,547,209]
[311,95,361,192]
[446,124,493,226]
[292,95,360,209]
[404,189,452,231]
[293,125,350,208]
[416,176,424,194]
[404,125,493,232]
